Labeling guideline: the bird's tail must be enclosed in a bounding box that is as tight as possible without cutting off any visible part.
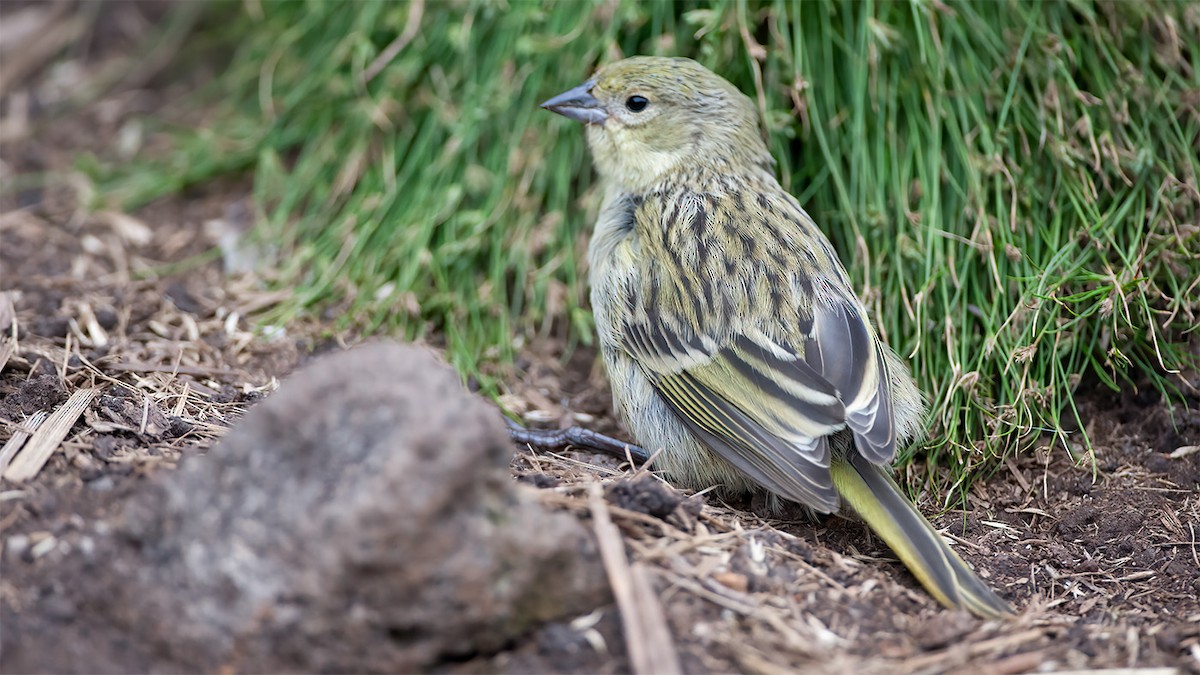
[829,452,1013,619]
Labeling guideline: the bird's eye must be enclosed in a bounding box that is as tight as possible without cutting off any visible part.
[625,95,650,112]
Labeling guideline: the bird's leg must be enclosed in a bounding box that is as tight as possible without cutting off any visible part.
[505,418,650,465]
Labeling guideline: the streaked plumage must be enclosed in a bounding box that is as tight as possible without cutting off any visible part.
[542,56,1012,618]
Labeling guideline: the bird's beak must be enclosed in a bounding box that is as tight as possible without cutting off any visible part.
[540,80,607,125]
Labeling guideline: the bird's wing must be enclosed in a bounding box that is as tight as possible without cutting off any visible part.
[623,314,843,510]
[620,279,897,513]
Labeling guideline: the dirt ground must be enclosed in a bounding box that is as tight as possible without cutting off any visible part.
[2,7,1199,674]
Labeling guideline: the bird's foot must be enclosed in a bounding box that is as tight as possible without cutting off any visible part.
[505,418,650,465]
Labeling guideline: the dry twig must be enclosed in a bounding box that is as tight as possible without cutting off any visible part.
[589,483,682,675]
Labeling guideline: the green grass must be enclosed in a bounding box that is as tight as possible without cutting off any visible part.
[87,0,1199,489]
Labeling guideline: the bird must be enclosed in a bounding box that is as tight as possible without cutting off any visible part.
[538,55,1012,618]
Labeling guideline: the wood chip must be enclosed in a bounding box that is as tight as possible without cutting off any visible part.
[0,291,15,374]
[1005,458,1032,492]
[713,571,750,593]
[0,290,14,333]
[0,336,14,376]
[3,389,98,482]
[589,483,682,675]
[1169,445,1200,459]
[0,411,48,476]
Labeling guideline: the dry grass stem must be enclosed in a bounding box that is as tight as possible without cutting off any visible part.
[589,483,682,675]
[4,389,97,482]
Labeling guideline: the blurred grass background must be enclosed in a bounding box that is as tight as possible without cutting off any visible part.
[86,0,1199,487]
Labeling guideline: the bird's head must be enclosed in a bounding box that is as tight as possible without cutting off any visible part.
[541,56,773,192]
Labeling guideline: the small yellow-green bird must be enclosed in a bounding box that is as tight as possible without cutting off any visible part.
[540,56,1012,618]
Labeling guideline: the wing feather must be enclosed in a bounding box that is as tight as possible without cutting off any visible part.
[655,370,838,510]
[807,302,897,463]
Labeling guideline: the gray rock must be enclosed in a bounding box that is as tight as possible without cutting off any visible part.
[3,343,609,673]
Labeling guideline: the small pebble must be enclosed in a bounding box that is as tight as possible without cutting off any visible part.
[6,534,30,560]
[87,476,116,492]
[31,535,58,559]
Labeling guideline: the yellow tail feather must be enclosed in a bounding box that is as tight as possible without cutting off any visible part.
[829,453,1013,618]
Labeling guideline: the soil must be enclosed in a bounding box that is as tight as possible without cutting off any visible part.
[2,8,1199,674]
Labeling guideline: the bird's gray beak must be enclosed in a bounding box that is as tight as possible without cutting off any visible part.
[540,80,607,125]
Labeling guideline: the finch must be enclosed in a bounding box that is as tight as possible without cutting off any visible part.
[541,56,1012,618]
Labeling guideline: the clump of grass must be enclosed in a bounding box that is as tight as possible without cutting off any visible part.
[90,1,1199,488]
[761,0,1200,489]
